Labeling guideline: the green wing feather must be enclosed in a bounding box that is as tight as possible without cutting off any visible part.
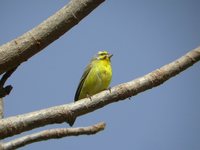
[68,63,92,126]
[74,63,92,101]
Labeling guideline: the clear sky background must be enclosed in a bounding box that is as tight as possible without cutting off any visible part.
[0,0,200,150]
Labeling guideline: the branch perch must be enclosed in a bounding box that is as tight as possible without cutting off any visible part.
[0,46,199,140]
[2,122,105,150]
[0,0,105,75]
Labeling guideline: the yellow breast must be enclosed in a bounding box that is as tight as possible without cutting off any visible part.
[79,59,112,99]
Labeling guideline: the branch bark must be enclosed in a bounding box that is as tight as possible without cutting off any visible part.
[0,0,105,75]
[0,46,199,140]
[2,122,105,150]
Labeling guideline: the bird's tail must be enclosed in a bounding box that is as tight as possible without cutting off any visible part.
[68,116,76,127]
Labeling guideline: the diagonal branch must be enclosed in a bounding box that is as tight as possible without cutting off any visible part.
[0,0,105,75]
[2,122,105,150]
[0,46,200,140]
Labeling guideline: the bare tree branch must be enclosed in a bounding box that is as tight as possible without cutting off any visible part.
[2,122,105,150]
[0,46,199,140]
[0,0,105,75]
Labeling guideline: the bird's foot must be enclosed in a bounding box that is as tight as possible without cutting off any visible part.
[87,94,92,100]
[107,87,111,93]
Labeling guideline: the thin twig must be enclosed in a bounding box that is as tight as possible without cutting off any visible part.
[0,46,199,140]
[2,122,105,150]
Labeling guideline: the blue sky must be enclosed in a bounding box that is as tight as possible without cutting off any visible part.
[0,0,200,150]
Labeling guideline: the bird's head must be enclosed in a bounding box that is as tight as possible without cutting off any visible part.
[96,51,113,61]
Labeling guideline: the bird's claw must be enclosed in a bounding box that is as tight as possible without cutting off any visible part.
[87,94,92,100]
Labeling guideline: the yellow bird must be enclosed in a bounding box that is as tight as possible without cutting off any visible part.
[68,51,113,126]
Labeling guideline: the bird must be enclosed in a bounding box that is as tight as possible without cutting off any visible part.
[68,51,113,126]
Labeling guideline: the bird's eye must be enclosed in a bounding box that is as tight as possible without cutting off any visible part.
[99,53,104,56]
[98,51,108,56]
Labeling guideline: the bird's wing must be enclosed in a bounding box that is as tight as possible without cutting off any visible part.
[74,63,92,101]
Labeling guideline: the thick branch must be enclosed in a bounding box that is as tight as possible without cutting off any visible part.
[0,46,199,140]
[0,0,105,75]
[2,122,105,150]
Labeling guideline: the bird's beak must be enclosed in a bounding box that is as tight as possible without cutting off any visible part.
[108,54,113,59]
